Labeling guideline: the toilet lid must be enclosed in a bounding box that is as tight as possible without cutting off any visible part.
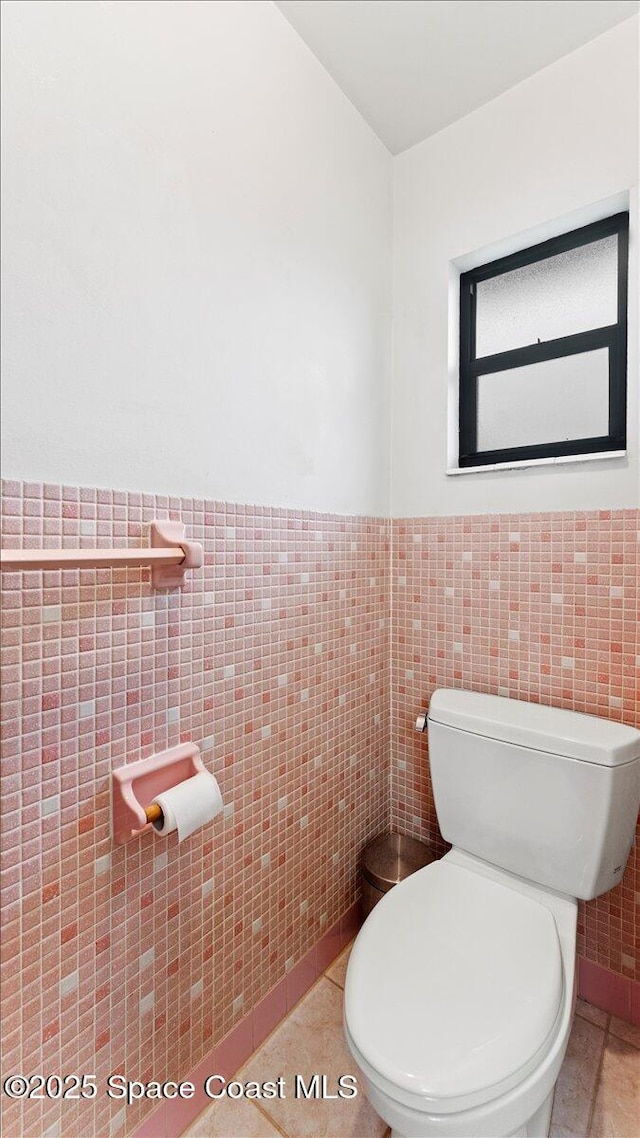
[345,860,563,1103]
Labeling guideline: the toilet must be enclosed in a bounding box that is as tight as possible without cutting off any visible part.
[344,690,640,1138]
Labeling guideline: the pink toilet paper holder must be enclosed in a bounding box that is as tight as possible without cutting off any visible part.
[112,742,206,844]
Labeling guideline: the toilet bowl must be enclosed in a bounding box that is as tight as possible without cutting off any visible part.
[345,850,576,1138]
[344,690,640,1138]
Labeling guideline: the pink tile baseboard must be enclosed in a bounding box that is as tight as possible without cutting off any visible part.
[131,901,361,1138]
[578,956,639,1024]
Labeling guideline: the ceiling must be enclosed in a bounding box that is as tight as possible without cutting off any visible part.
[275,0,640,154]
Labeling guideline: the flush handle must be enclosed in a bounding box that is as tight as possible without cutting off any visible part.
[415,711,428,733]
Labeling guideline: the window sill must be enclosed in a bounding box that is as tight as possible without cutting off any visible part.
[446,451,627,476]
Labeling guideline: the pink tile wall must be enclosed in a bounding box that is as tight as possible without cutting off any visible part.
[392,510,639,985]
[0,480,390,1138]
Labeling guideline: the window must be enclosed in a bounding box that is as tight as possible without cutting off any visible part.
[458,212,629,468]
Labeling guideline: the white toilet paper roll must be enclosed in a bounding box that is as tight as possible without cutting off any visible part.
[152,771,223,842]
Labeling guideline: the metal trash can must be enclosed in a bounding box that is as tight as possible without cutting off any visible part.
[361,832,434,918]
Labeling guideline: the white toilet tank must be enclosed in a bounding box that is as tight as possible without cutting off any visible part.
[427,690,640,900]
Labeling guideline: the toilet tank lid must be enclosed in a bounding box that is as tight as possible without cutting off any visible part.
[428,690,640,767]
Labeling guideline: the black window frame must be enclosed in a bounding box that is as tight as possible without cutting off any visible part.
[458,211,629,468]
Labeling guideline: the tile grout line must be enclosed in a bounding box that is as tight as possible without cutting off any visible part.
[584,1016,610,1138]
[230,965,349,1138]
[324,972,346,993]
[252,1097,291,1138]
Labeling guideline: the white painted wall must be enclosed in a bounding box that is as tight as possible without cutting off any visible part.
[392,18,639,517]
[1,0,392,515]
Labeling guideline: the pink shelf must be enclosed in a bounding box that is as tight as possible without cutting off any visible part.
[0,548,184,571]
[0,520,202,588]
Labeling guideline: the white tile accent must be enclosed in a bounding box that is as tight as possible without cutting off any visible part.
[609,695,622,708]
[300,899,308,914]
[95,854,111,876]
[445,586,454,597]
[278,551,288,563]
[300,689,309,702]
[551,593,564,605]
[261,597,271,610]
[141,611,155,628]
[300,815,308,829]
[41,794,60,818]
[261,853,271,868]
[398,575,407,586]
[508,629,520,642]
[314,643,324,654]
[79,520,97,537]
[42,605,62,624]
[224,664,235,679]
[278,796,288,811]
[610,586,623,598]
[201,735,214,752]
[154,853,168,874]
[201,879,214,897]
[225,527,235,542]
[509,532,521,543]
[252,918,263,935]
[109,1109,126,1137]
[261,724,271,739]
[462,551,472,561]
[139,991,154,1017]
[285,957,294,972]
[453,642,463,654]
[190,979,203,1000]
[574,552,587,563]
[60,970,79,997]
[78,700,95,719]
[139,948,155,971]
[167,706,179,724]
[232,994,244,1015]
[300,572,309,584]
[489,580,500,592]
[223,802,235,820]
[561,657,575,670]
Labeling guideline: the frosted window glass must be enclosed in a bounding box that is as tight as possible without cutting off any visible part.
[475,236,617,358]
[476,349,609,452]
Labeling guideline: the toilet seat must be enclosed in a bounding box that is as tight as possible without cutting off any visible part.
[344,860,564,1115]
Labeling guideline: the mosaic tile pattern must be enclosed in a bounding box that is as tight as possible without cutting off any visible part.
[0,480,390,1138]
[391,510,639,984]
